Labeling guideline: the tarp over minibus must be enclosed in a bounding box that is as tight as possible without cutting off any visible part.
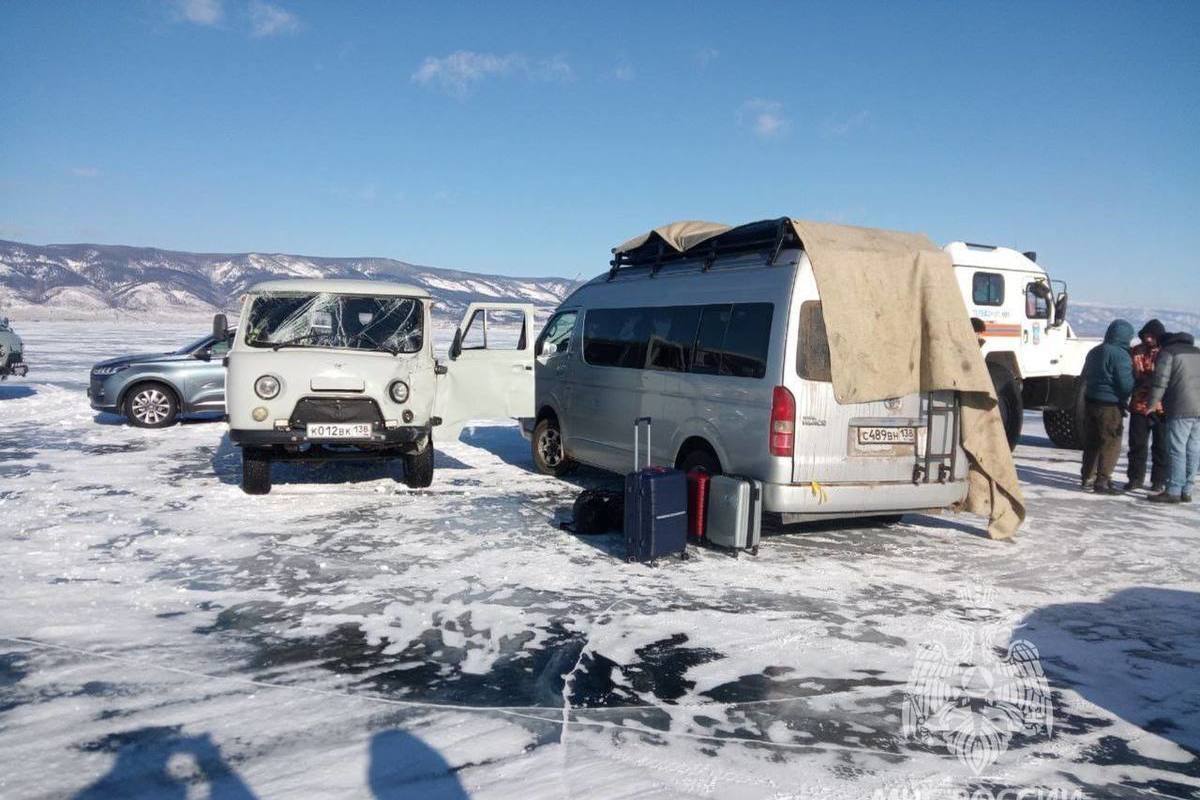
[612,218,1025,539]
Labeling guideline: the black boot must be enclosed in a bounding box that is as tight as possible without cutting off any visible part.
[1094,478,1124,495]
[1147,492,1181,504]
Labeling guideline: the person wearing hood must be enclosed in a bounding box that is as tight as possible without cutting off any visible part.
[1126,319,1169,492]
[1080,318,1135,494]
[1147,331,1200,504]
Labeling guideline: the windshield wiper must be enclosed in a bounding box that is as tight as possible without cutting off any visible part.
[262,333,327,351]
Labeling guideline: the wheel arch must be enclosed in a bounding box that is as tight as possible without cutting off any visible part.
[673,433,724,471]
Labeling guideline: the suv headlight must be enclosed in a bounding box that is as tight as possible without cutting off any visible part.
[92,365,126,376]
[389,380,409,404]
[254,374,281,399]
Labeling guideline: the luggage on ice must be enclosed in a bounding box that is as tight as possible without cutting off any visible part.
[686,468,711,541]
[705,475,762,556]
[563,489,623,535]
[623,417,688,563]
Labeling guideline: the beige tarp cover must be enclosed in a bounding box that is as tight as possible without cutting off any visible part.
[613,218,1025,539]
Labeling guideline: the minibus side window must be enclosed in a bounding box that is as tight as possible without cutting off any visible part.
[720,303,774,379]
[535,310,576,356]
[691,304,732,375]
[583,308,649,368]
[647,306,702,372]
[797,301,833,382]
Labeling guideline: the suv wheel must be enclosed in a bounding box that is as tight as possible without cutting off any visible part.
[403,441,434,488]
[125,383,179,428]
[532,417,575,477]
[242,448,272,495]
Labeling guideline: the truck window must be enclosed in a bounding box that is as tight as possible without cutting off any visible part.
[1025,284,1050,319]
[972,272,1004,306]
[797,301,833,382]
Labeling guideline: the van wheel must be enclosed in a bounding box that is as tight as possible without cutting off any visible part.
[987,362,1023,450]
[532,417,575,477]
[678,446,721,475]
[241,448,272,495]
[403,441,434,488]
[124,382,179,428]
[1043,377,1086,450]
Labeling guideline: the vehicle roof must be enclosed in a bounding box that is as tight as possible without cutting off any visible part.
[943,241,1045,274]
[245,278,431,298]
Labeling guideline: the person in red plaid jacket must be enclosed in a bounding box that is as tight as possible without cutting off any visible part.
[1126,319,1168,491]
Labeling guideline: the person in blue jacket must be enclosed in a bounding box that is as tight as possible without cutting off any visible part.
[1080,318,1136,494]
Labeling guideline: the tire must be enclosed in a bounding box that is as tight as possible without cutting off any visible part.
[987,362,1023,450]
[1043,377,1087,450]
[532,417,575,477]
[403,440,434,488]
[678,445,721,476]
[241,448,272,495]
[123,382,179,428]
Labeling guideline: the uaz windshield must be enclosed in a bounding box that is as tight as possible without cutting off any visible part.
[244,293,424,354]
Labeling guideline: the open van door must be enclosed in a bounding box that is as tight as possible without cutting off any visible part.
[434,302,536,441]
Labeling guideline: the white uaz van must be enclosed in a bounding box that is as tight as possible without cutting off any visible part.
[226,278,535,494]
[528,219,968,523]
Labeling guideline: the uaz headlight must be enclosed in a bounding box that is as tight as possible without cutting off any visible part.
[389,380,409,404]
[254,374,281,399]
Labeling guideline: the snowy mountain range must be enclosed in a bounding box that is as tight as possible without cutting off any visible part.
[0,239,1194,336]
[0,240,579,320]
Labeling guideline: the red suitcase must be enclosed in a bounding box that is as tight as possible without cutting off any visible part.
[687,468,711,541]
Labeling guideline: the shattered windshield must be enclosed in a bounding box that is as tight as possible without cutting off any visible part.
[244,292,424,354]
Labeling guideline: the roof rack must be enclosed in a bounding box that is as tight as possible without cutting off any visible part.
[608,217,798,280]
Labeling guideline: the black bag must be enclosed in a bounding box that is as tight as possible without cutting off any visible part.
[562,489,623,535]
[623,417,688,563]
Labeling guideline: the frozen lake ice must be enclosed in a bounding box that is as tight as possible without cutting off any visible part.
[1,320,1198,799]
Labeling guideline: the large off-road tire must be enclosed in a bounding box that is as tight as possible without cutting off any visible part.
[403,440,434,488]
[241,448,272,495]
[124,382,179,428]
[987,362,1024,450]
[1043,377,1087,450]
[532,417,576,477]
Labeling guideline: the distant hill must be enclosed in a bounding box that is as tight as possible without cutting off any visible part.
[0,240,578,320]
[0,239,1193,335]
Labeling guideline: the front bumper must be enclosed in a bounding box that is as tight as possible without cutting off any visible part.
[763,478,969,519]
[230,424,430,449]
[87,378,120,412]
[2,353,27,378]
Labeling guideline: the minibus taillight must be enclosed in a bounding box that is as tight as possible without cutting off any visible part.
[770,385,796,457]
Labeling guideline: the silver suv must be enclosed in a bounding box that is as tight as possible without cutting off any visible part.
[88,326,233,427]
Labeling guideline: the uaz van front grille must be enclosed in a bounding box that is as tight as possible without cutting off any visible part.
[289,397,384,428]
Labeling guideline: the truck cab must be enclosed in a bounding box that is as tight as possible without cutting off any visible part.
[946,242,1096,448]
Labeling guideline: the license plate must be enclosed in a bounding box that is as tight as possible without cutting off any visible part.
[857,426,916,445]
[306,422,372,440]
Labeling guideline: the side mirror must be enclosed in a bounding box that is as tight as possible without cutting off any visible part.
[1053,292,1068,326]
[196,349,212,361]
[449,329,463,360]
[212,313,228,340]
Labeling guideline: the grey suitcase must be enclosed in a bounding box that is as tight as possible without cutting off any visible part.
[706,475,762,556]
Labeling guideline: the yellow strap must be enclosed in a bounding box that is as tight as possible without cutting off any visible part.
[810,481,828,505]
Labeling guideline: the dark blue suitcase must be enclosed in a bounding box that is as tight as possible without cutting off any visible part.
[624,417,689,563]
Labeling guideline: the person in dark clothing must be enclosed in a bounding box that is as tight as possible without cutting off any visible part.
[1126,319,1169,492]
[1147,331,1200,504]
[1080,319,1135,494]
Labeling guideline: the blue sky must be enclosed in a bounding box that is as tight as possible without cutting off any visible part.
[1,1,1197,307]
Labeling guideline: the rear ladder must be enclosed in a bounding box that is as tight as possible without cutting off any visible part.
[913,392,960,484]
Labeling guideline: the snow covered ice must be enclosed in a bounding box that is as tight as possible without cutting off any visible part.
[1,320,1198,799]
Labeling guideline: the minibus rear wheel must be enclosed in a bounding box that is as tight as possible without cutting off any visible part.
[677,444,721,476]
[533,417,575,477]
